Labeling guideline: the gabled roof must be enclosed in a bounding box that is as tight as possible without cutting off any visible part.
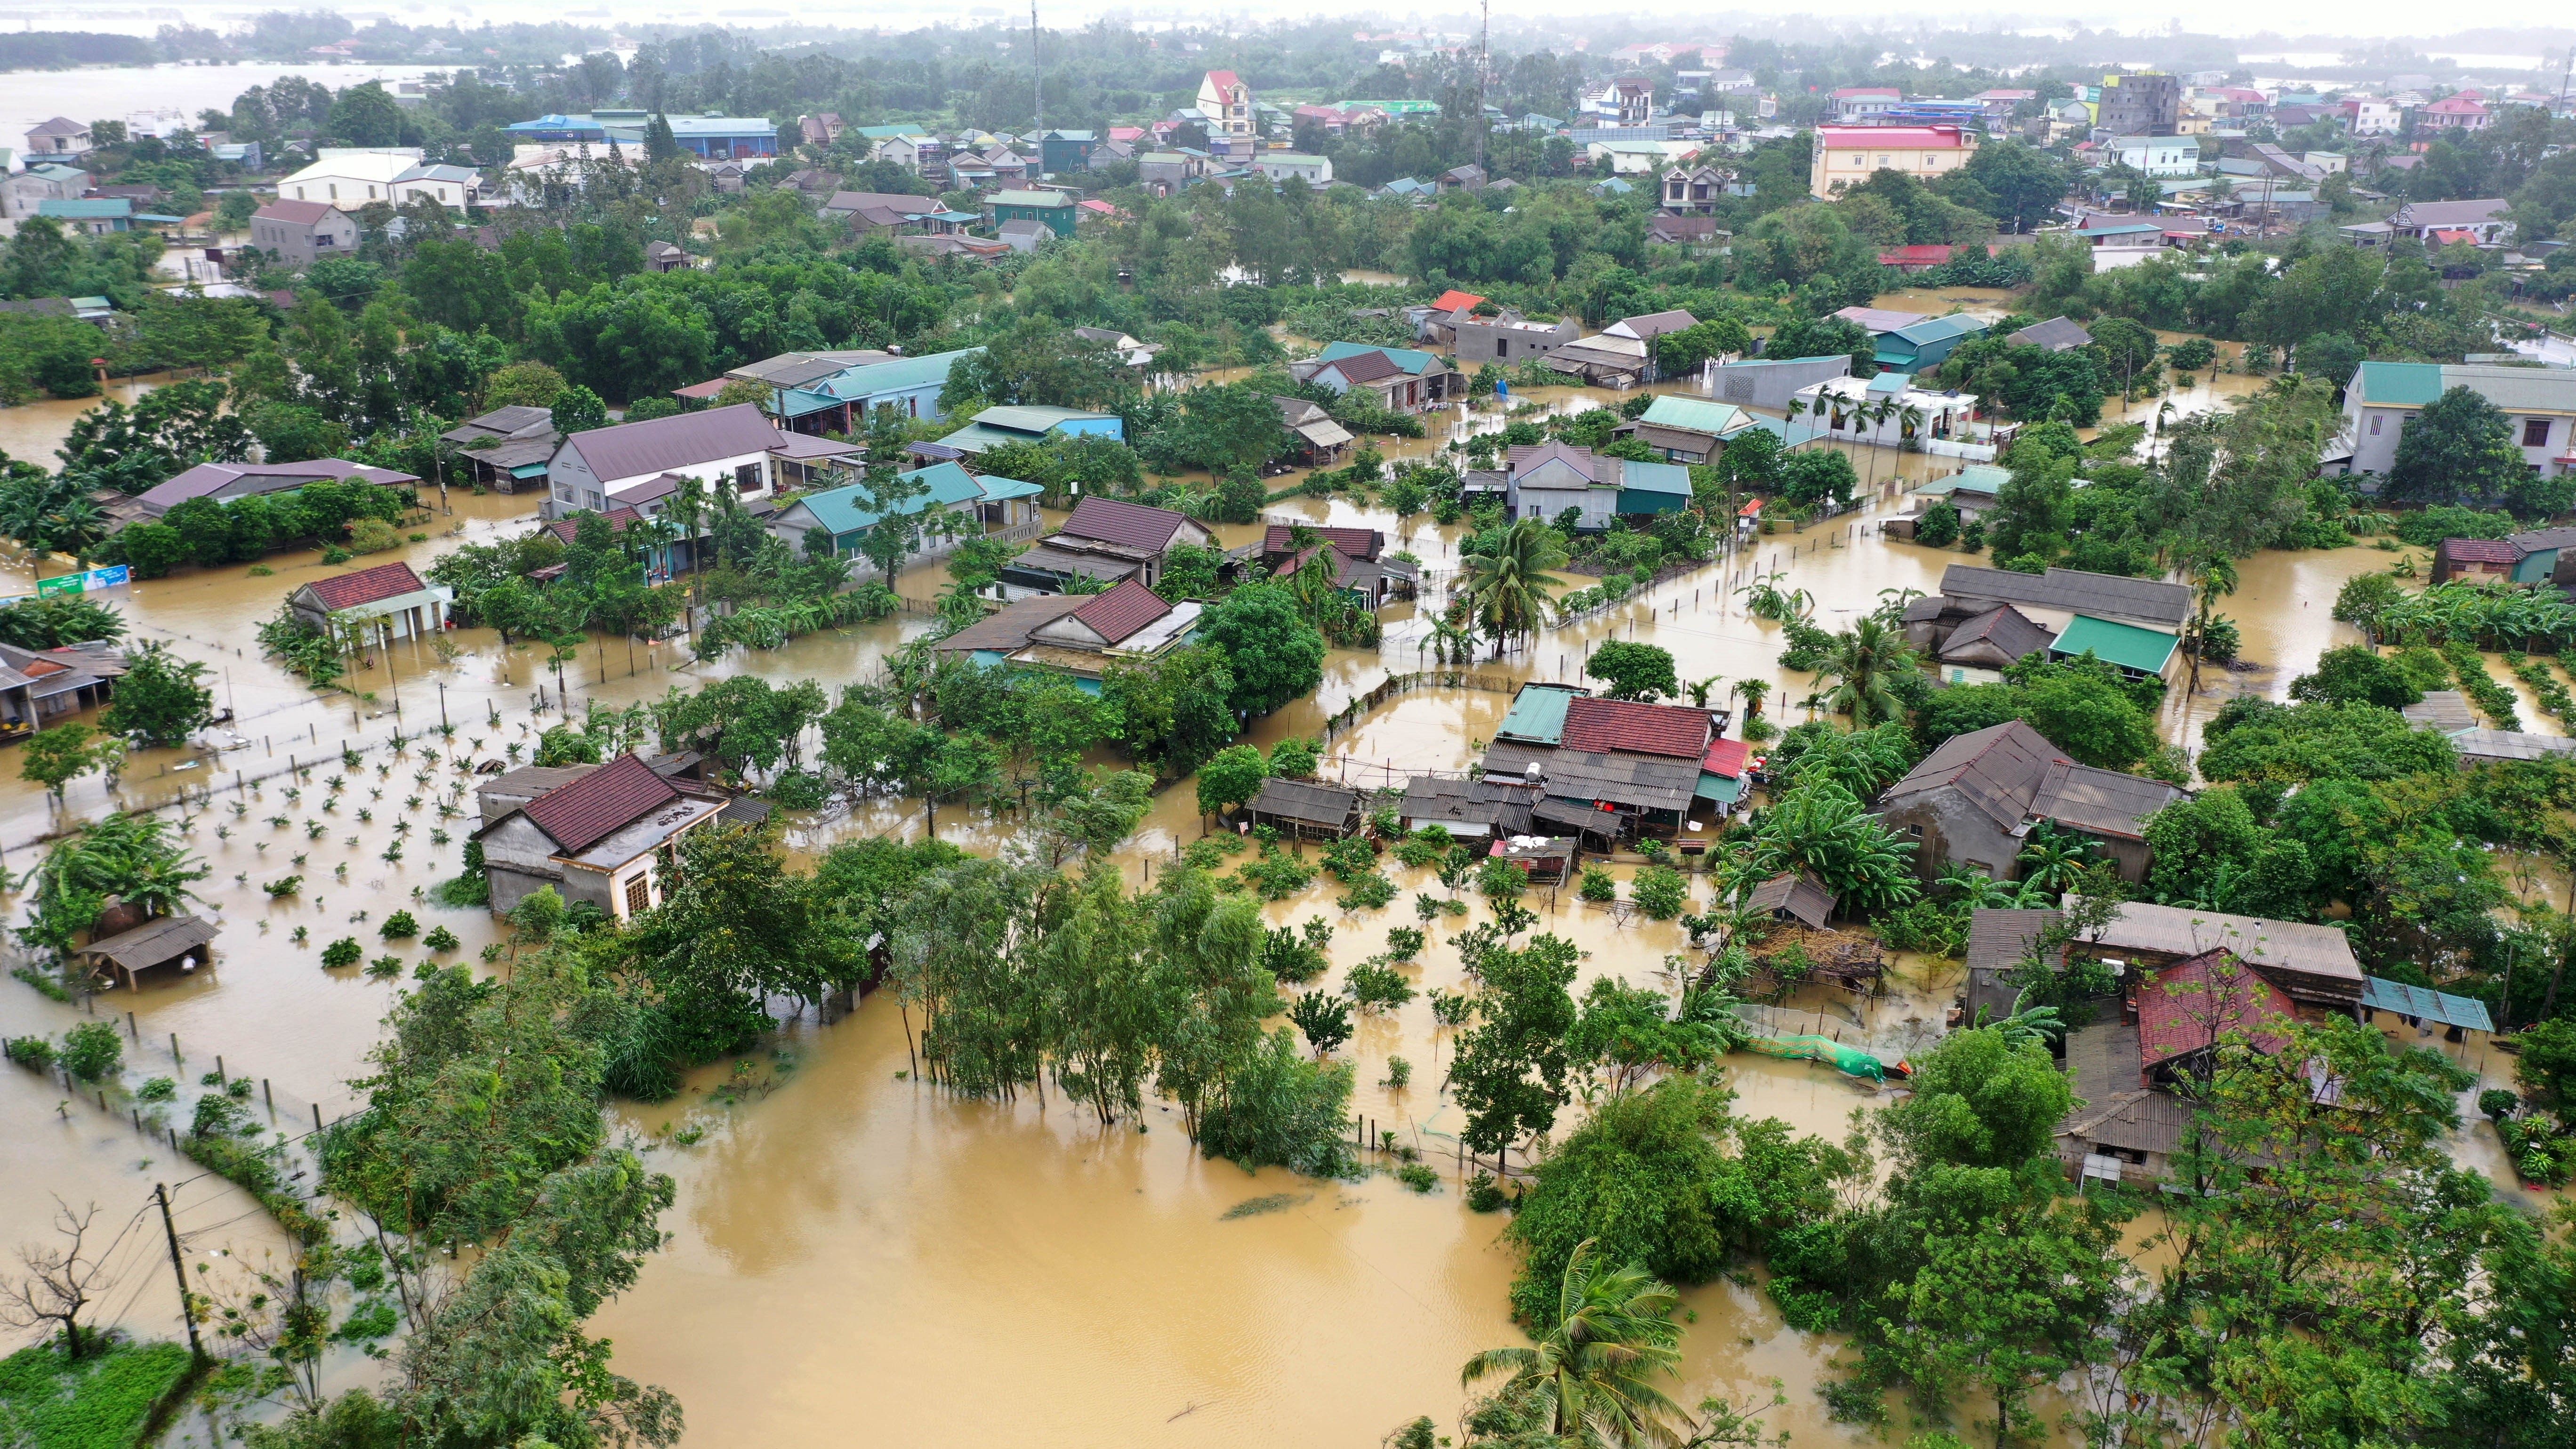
[1607,309,1699,340]
[1560,695,1711,758]
[302,561,432,612]
[1317,340,1441,375]
[254,199,342,225]
[2137,950,2298,1069]
[1832,306,1928,334]
[1061,496,1191,551]
[2051,614,2181,674]
[1632,394,1750,437]
[1940,565,2192,629]
[1743,870,1835,930]
[1069,578,1174,645]
[564,404,780,485]
[1262,524,1381,560]
[541,507,644,544]
[1940,604,2052,664]
[1883,720,2067,833]
[785,461,996,535]
[1320,349,1406,384]
[1506,441,1604,483]
[2009,316,2093,352]
[29,117,88,136]
[1887,314,1989,346]
[1430,289,1487,313]
[520,753,679,856]
[1497,683,1588,746]
[1702,737,1751,777]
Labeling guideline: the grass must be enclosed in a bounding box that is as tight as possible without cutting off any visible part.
[0,1336,194,1449]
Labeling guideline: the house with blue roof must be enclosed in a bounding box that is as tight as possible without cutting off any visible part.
[1297,341,1458,411]
[2331,361,2576,481]
[938,404,1125,456]
[765,347,985,434]
[507,110,780,160]
[768,460,1046,574]
[1873,314,1989,370]
[37,197,137,234]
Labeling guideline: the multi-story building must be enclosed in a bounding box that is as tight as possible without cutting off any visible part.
[2097,72,2182,136]
[2331,362,2576,481]
[1196,70,1254,139]
[1809,125,1979,199]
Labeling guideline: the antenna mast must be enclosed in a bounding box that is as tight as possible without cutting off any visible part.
[1476,0,1489,169]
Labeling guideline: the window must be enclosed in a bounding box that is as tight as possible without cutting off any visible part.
[735,463,763,494]
[2526,419,2553,448]
[2369,415,2383,436]
[624,875,651,917]
[1497,338,1510,357]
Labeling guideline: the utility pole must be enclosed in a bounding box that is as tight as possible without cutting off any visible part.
[1030,2,1042,142]
[155,1184,205,1362]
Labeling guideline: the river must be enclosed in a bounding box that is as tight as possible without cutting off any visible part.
[0,370,2557,1445]
[2,61,453,145]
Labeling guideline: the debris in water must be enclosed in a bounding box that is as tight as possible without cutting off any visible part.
[1220,1192,1310,1220]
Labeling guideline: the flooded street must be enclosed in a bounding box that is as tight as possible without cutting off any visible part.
[1,358,2558,1445]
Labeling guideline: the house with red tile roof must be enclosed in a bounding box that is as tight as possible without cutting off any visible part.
[1198,69,1255,139]
[286,561,453,643]
[472,752,731,920]
[2431,537,2523,583]
[2135,949,2299,1082]
[999,496,1215,597]
[1479,684,1723,845]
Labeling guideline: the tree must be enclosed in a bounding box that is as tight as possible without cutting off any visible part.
[1198,583,1324,717]
[1761,315,1872,372]
[1449,933,1584,1153]
[1954,138,2070,231]
[20,723,119,804]
[1817,618,1913,727]
[1585,641,1677,701]
[1877,1027,2074,1171]
[552,384,609,435]
[2291,644,2423,709]
[2017,664,2158,771]
[849,403,938,580]
[1288,990,1353,1059]
[2387,385,2529,508]
[1737,783,1918,912]
[0,1199,113,1360]
[482,361,568,411]
[1777,450,1857,508]
[1462,517,1568,656]
[1461,1240,1688,1445]
[99,640,212,748]
[1195,743,1267,822]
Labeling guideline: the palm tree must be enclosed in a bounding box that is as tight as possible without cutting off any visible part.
[1861,396,1898,494]
[1461,1240,1689,1449]
[1460,517,1567,658]
[1418,612,1476,668]
[1816,617,1913,728]
[1731,678,1770,719]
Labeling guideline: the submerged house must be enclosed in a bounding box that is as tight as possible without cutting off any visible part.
[766,460,1045,576]
[1481,685,1723,845]
[472,753,731,921]
[959,578,1203,690]
[1461,442,1692,532]
[1873,721,2185,885]
[441,406,561,493]
[1275,396,1355,466]
[1613,394,1760,465]
[999,497,1215,597]
[1296,342,1457,411]
[1257,524,1412,605]
[0,641,127,736]
[287,561,455,644]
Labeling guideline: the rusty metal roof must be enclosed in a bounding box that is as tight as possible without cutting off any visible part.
[521,753,679,855]
[1560,695,1712,758]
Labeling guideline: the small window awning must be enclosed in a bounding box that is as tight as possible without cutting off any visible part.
[509,462,550,478]
[2360,976,2493,1032]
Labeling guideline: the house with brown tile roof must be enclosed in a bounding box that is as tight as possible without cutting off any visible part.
[1874,720,2184,885]
[1000,498,1214,597]
[472,753,729,921]
[287,562,454,643]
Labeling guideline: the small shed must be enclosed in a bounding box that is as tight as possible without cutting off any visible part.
[79,914,218,991]
[1490,834,1577,885]
[1742,871,1836,931]
[1246,778,1364,839]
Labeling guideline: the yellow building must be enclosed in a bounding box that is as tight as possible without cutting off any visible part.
[1809,125,1981,199]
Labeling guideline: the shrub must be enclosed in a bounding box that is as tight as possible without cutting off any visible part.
[136,1076,177,1102]
[1477,857,1529,902]
[1579,866,1617,902]
[321,936,363,968]
[769,770,829,810]
[262,875,302,897]
[1396,1161,1440,1193]
[59,1022,123,1082]
[1344,961,1417,1014]
[1335,873,1398,911]
[1193,1029,1359,1179]
[1268,737,1319,778]
[4,1035,59,1071]
[1383,1056,1413,1088]
[2481,1087,2522,1120]
[378,910,419,940]
[1385,926,1425,961]
[421,925,460,952]
[1261,925,1328,984]
[1631,864,1688,920]
[347,518,401,554]
[1465,1171,1509,1212]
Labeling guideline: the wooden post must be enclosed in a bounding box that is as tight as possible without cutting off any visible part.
[169,1033,180,1066]
[314,1103,324,1136]
[155,1183,206,1362]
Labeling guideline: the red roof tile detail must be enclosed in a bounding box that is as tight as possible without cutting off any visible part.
[1070,578,1172,644]
[2443,539,2520,564]
[2136,950,2298,1070]
[1061,496,1189,551]
[304,561,429,612]
[1431,289,1487,314]
[1561,696,1712,758]
[1262,524,1380,559]
[521,753,680,856]
[1702,737,1750,777]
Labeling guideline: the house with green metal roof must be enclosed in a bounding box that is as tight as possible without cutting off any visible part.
[1617,395,1758,464]
[986,188,1077,239]
[36,197,136,233]
[776,347,985,432]
[1495,682,1588,746]
[2049,614,2182,682]
[768,461,1045,572]
[2332,360,2576,482]
[938,404,1125,456]
[1316,340,1443,376]
[1616,460,1692,515]
[1872,313,1989,370]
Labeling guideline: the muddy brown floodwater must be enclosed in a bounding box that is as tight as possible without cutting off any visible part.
[0,369,2561,1446]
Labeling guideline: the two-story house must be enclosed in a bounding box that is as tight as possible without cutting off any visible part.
[248,200,359,266]
[1198,70,1255,139]
[543,404,791,520]
[2330,362,2574,482]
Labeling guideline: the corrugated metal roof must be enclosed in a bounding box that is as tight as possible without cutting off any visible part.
[1063,496,1190,551]
[1497,683,1586,745]
[1940,565,2193,629]
[2359,976,2494,1031]
[2139,950,2298,1069]
[565,404,780,485]
[2051,614,2180,674]
[1318,340,1441,375]
[1263,525,1380,559]
[1634,394,1749,436]
[785,461,987,535]
[2438,362,2576,414]
[2350,360,2447,408]
[521,753,678,856]
[814,347,982,402]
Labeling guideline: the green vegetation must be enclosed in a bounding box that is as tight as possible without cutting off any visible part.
[0,1336,194,1449]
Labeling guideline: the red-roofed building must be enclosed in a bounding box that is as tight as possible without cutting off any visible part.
[1877,244,1962,273]
[286,562,453,642]
[1430,289,1487,315]
[2419,95,2491,131]
[2432,537,2523,582]
[1198,70,1254,139]
[1560,696,1715,758]
[2135,949,2299,1082]
[473,753,730,921]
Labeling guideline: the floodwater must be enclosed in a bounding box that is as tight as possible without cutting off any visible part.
[0,362,2559,1444]
[1,63,453,145]
[0,374,176,468]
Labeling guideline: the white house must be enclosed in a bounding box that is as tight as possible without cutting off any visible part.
[279,149,481,209]
[543,403,794,520]
[2330,362,2576,479]
[2103,136,2199,177]
[1792,373,1982,447]
[1254,152,1333,185]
